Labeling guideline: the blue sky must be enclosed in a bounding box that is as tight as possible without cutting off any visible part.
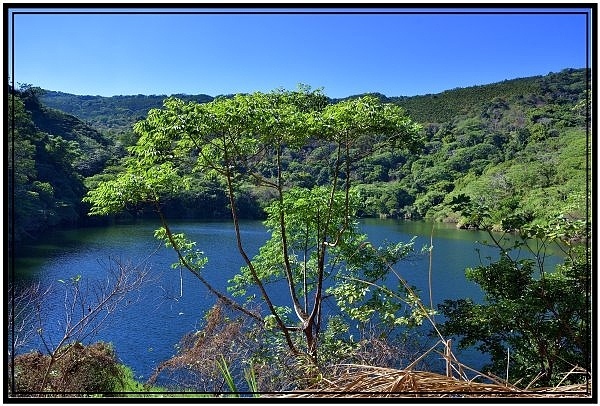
[8,7,591,98]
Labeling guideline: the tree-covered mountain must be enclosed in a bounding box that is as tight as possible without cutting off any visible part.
[39,69,585,139]
[389,68,590,226]
[12,67,589,242]
[40,91,214,134]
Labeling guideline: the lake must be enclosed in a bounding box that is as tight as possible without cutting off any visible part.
[11,219,550,383]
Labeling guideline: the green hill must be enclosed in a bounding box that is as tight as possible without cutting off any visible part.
[330,68,589,225]
[19,67,590,235]
[40,91,214,133]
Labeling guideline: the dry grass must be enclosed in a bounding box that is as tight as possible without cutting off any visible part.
[278,364,591,398]
[275,337,591,399]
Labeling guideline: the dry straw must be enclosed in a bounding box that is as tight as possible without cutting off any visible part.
[279,363,591,398]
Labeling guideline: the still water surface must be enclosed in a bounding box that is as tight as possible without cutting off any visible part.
[12,219,542,381]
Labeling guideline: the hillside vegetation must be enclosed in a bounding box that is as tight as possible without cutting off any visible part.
[8,69,591,396]
[8,87,120,241]
[10,68,590,242]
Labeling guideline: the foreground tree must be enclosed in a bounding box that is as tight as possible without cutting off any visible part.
[84,87,424,366]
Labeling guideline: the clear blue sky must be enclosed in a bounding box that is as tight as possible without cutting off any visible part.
[8,7,591,98]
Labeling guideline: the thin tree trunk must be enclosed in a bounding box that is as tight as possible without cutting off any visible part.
[222,145,299,355]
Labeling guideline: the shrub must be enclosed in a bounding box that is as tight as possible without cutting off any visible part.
[9,342,125,396]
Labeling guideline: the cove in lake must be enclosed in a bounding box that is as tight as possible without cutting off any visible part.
[11,219,559,383]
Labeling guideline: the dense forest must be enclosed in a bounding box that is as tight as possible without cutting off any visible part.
[9,68,589,243]
[7,68,591,396]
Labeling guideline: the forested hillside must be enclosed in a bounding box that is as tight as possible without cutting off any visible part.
[390,68,590,226]
[8,87,119,241]
[41,91,214,134]
[10,68,589,242]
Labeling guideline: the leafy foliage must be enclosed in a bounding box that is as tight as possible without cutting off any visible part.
[437,199,591,387]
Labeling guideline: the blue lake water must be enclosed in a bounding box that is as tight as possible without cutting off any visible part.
[11,219,561,383]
